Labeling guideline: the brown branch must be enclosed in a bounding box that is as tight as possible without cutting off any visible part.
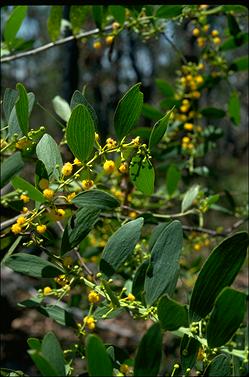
[1,24,114,64]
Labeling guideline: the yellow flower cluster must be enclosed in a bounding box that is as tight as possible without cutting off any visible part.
[84,315,96,330]
[127,293,136,301]
[43,188,54,200]
[106,137,117,149]
[82,179,94,190]
[88,290,100,304]
[182,136,194,150]
[20,194,30,203]
[103,160,115,174]
[36,224,47,234]
[11,216,27,234]
[55,274,68,286]
[43,286,52,295]
[119,162,128,174]
[67,192,76,202]
[61,162,73,176]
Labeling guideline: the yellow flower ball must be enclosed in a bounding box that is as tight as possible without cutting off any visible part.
[132,136,141,146]
[36,224,47,234]
[191,91,201,99]
[61,162,73,176]
[129,211,137,219]
[93,41,102,49]
[203,24,210,32]
[103,160,115,174]
[67,192,76,202]
[43,188,54,200]
[127,293,135,301]
[20,194,30,203]
[180,105,189,113]
[112,22,120,30]
[182,136,190,144]
[11,223,22,234]
[73,158,81,165]
[82,179,94,190]
[182,99,190,106]
[184,123,194,131]
[195,75,204,85]
[197,37,205,47]
[88,291,100,304]
[211,29,219,37]
[120,364,129,374]
[213,37,221,45]
[119,162,128,174]
[192,28,200,37]
[194,243,202,251]
[106,137,117,149]
[43,286,52,295]
[56,208,65,217]
[16,216,26,225]
[105,35,114,45]
[84,315,96,330]
[21,207,29,214]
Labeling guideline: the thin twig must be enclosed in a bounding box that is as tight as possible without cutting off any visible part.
[1,24,114,64]
[161,32,188,64]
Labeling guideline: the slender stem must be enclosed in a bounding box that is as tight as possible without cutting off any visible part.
[37,102,65,129]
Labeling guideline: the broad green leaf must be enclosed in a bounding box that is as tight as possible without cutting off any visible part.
[189,231,249,322]
[4,253,64,278]
[149,222,171,250]
[8,92,35,137]
[203,354,231,377]
[92,6,103,30]
[201,107,226,119]
[114,83,143,141]
[36,133,63,180]
[144,221,183,306]
[28,338,41,351]
[132,259,150,302]
[11,176,45,203]
[72,189,120,210]
[222,5,248,13]
[230,56,248,71]
[70,90,98,128]
[129,155,155,196]
[207,287,246,348]
[86,334,113,376]
[180,335,201,372]
[181,185,199,213]
[109,5,125,24]
[66,104,95,162]
[69,6,88,34]
[166,164,181,196]
[61,207,101,255]
[15,83,29,135]
[3,88,18,121]
[134,323,162,376]
[0,152,24,188]
[28,350,58,377]
[158,295,188,331]
[52,96,71,122]
[3,6,28,48]
[155,79,175,97]
[41,332,66,376]
[47,6,63,42]
[149,109,173,149]
[156,5,183,18]
[220,32,248,51]
[142,103,163,121]
[227,14,241,36]
[228,90,240,126]
[160,98,181,110]
[100,217,144,278]
[38,305,77,328]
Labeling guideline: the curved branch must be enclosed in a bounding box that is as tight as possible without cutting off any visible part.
[1,24,114,64]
